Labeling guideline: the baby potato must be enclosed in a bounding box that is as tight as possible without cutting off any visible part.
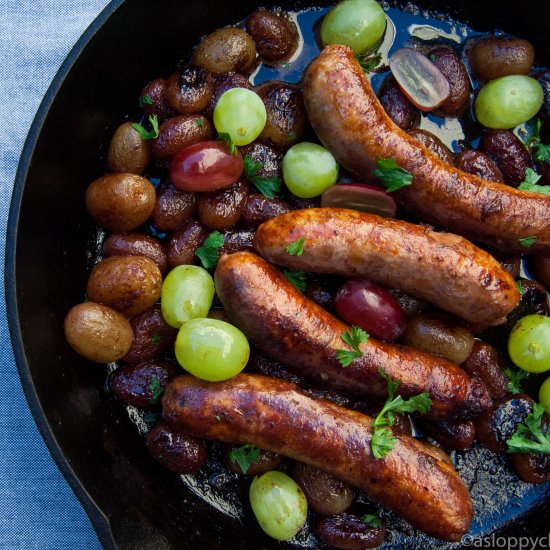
[166,218,209,268]
[454,150,504,182]
[408,129,454,165]
[151,183,196,232]
[378,75,420,131]
[64,301,133,363]
[103,232,168,273]
[139,78,177,123]
[86,256,162,317]
[166,66,213,114]
[85,173,156,232]
[197,179,249,229]
[192,27,257,75]
[107,122,151,174]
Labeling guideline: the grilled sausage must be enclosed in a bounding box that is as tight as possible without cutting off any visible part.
[303,45,550,253]
[253,208,519,326]
[214,251,492,420]
[161,373,474,542]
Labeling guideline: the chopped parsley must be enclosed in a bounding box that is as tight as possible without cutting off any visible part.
[138,94,153,108]
[229,444,260,474]
[361,514,382,528]
[195,231,225,269]
[504,367,529,395]
[519,236,537,248]
[373,157,413,192]
[518,168,550,196]
[336,326,369,367]
[196,117,204,127]
[151,334,161,345]
[218,132,236,154]
[243,155,282,199]
[132,114,159,140]
[283,269,307,292]
[356,48,383,73]
[506,403,550,454]
[285,237,305,257]
[148,377,163,406]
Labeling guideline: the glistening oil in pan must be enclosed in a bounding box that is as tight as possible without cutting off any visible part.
[102,2,550,548]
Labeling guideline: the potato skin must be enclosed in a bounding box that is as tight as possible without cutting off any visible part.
[166,66,213,114]
[192,28,257,75]
[461,341,508,400]
[469,36,535,81]
[103,232,167,274]
[85,173,156,232]
[454,150,504,183]
[122,305,178,364]
[378,75,419,131]
[408,129,454,165]
[241,193,292,227]
[151,183,196,232]
[529,253,550,289]
[86,256,162,317]
[197,179,249,229]
[64,302,133,363]
[166,218,208,268]
[140,78,177,123]
[107,122,151,174]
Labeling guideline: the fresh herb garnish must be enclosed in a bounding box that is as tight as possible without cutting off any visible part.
[525,118,543,148]
[148,377,163,405]
[504,367,529,395]
[336,326,369,367]
[524,118,550,161]
[521,168,542,186]
[283,269,307,292]
[195,231,225,269]
[534,143,550,162]
[356,50,383,72]
[218,132,236,154]
[506,403,550,454]
[138,94,153,108]
[243,155,282,198]
[373,157,413,192]
[151,334,161,345]
[132,114,159,140]
[361,514,382,528]
[196,117,204,127]
[516,281,524,296]
[519,235,537,248]
[518,168,550,196]
[229,444,260,474]
[370,368,432,459]
[214,415,221,423]
[285,237,305,257]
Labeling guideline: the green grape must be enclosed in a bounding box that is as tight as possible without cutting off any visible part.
[508,314,550,373]
[475,76,543,130]
[320,0,386,55]
[213,88,267,146]
[161,265,215,328]
[539,376,550,416]
[175,318,250,381]
[249,471,308,541]
[283,142,339,198]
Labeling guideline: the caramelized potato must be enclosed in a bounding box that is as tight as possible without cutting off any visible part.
[507,278,549,330]
[166,218,208,268]
[418,419,476,450]
[528,253,550,289]
[256,81,308,148]
[151,183,196,232]
[239,140,283,178]
[315,511,386,549]
[151,114,212,160]
[107,122,151,174]
[146,423,207,474]
[461,341,508,400]
[64,302,133,363]
[110,360,179,409]
[86,256,162,317]
[409,129,454,165]
[455,150,504,182]
[241,193,292,227]
[378,75,419,131]
[85,173,156,232]
[166,66,213,114]
[140,78,177,123]
[305,278,336,313]
[122,305,178,365]
[387,289,426,318]
[197,179,249,229]
[225,445,284,475]
[219,227,255,255]
[493,252,521,280]
[246,10,299,64]
[509,451,550,484]
[103,232,167,274]
[192,28,257,75]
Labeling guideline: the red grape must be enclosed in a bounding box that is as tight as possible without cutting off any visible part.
[334,279,406,341]
[170,140,243,192]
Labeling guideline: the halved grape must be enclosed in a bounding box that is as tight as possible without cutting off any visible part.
[282,142,339,198]
[213,88,267,146]
[320,0,386,55]
[475,75,544,129]
[389,48,450,111]
[321,183,397,217]
[249,471,308,541]
[175,318,250,381]
[161,265,215,328]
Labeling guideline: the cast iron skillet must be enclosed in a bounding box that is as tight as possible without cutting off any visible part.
[6,0,550,548]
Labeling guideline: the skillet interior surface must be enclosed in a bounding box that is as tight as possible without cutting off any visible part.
[6,0,550,548]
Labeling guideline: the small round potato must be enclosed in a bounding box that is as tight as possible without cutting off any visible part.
[86,256,162,317]
[192,27,257,75]
[85,173,156,231]
[103,232,168,273]
[107,122,151,174]
[64,301,133,363]
[165,66,213,114]
[151,183,196,232]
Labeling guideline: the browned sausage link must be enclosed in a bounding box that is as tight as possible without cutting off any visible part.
[214,251,492,420]
[162,373,474,541]
[303,45,550,254]
[253,208,519,326]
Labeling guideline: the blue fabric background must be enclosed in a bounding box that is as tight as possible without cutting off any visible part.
[1,1,109,548]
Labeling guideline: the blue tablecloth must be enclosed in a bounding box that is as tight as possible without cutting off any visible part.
[0,2,110,548]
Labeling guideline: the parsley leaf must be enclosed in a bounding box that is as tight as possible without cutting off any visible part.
[373,157,413,192]
[515,280,524,296]
[285,237,305,257]
[525,118,543,148]
[151,334,161,345]
[229,444,260,473]
[518,171,550,196]
[138,94,153,108]
[336,326,369,367]
[370,368,432,459]
[504,367,529,395]
[148,377,163,405]
[506,403,550,454]
[356,50,383,72]
[519,236,537,248]
[521,168,542,186]
[534,143,550,162]
[283,269,307,292]
[243,155,282,198]
[195,231,225,269]
[196,117,204,127]
[361,514,382,528]
[218,132,236,154]
[132,114,159,140]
